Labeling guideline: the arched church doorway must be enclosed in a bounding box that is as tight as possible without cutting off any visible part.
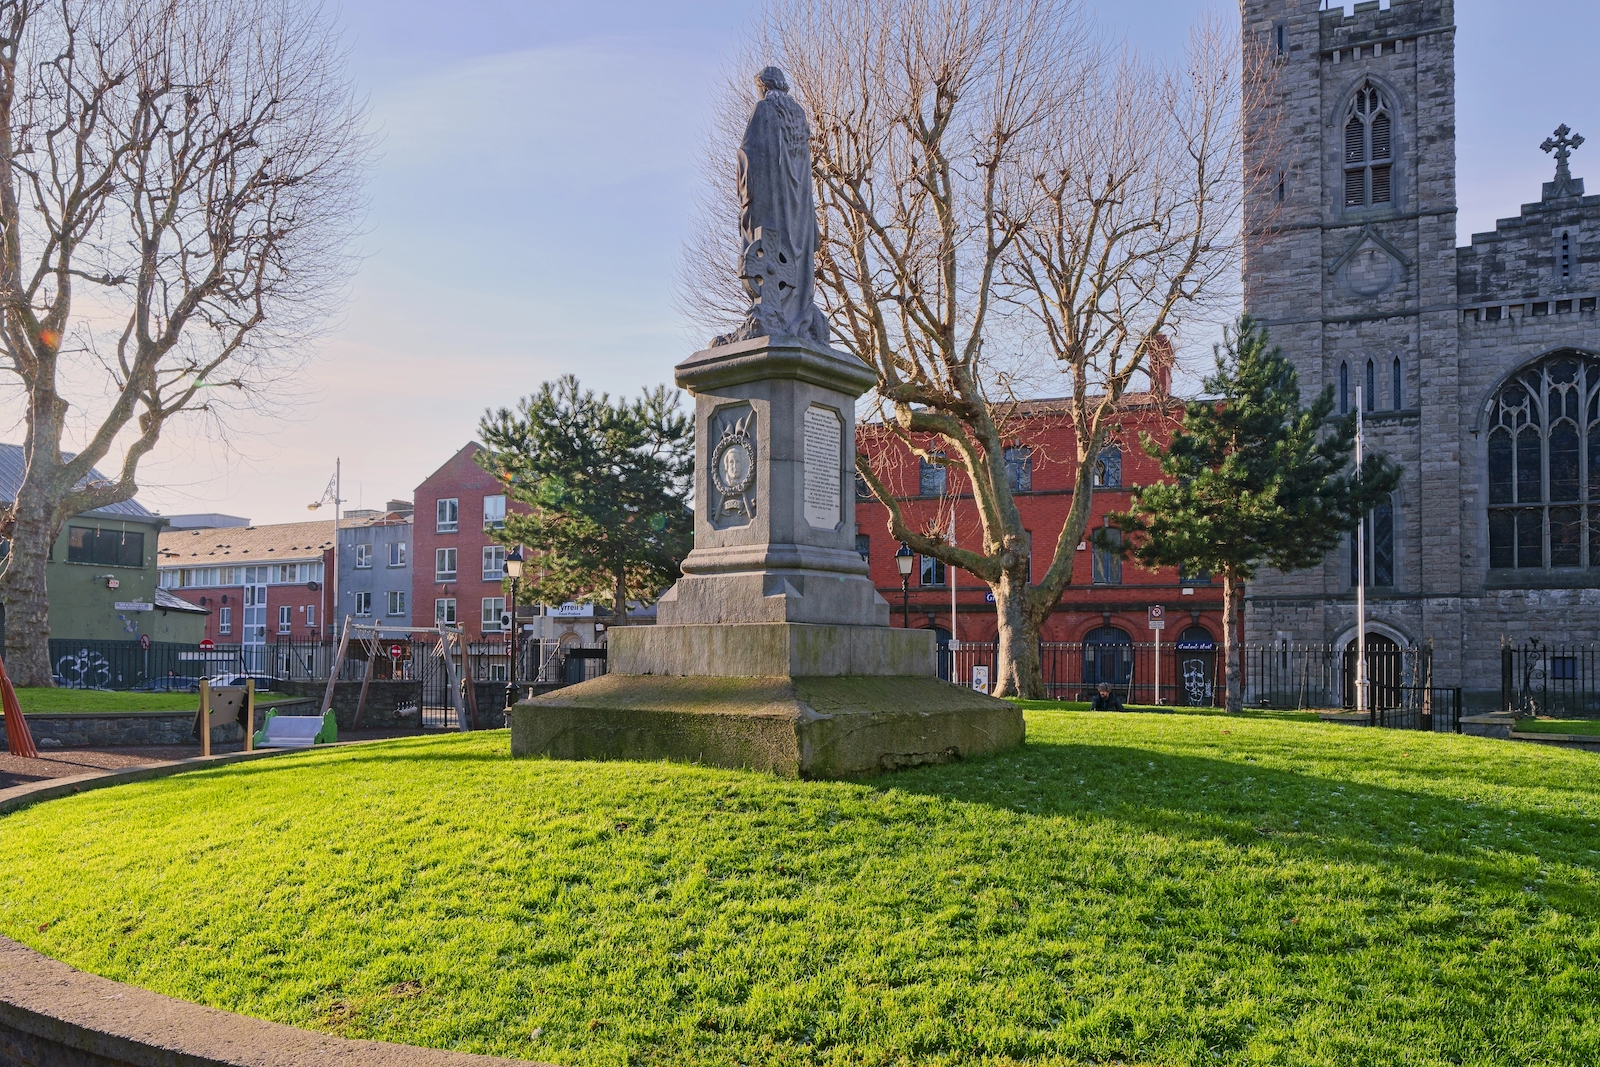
[1343,633,1402,709]
[1081,626,1133,699]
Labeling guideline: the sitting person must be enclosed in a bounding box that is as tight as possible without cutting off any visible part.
[1090,683,1125,712]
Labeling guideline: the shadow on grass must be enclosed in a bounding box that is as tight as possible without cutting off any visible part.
[879,739,1600,912]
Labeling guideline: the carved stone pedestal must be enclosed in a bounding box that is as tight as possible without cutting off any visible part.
[511,335,1024,778]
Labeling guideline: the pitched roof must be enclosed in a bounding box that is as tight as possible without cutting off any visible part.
[157,519,336,567]
[154,587,209,614]
[0,443,154,518]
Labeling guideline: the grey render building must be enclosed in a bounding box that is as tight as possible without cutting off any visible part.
[337,503,414,635]
[1242,0,1600,703]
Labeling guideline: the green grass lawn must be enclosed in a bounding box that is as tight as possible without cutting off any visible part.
[13,687,311,715]
[1514,717,1600,736]
[1,712,1597,1066]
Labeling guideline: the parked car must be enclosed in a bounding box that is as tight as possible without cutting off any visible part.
[129,676,201,693]
[203,673,276,692]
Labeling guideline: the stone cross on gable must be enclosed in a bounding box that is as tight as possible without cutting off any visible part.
[1542,124,1585,181]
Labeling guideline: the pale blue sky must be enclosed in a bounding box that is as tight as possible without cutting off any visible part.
[68,0,1600,523]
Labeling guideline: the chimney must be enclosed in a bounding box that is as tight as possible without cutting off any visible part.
[1147,334,1174,398]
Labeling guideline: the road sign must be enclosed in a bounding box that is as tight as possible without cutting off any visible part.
[389,644,403,658]
[138,634,151,650]
[1147,605,1166,630]
[199,638,216,651]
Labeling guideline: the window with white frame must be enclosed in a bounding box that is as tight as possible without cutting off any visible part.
[278,605,291,633]
[435,598,456,625]
[483,545,505,581]
[354,543,372,569]
[354,591,372,616]
[218,606,232,635]
[387,590,406,616]
[436,498,459,533]
[388,541,406,567]
[483,494,507,529]
[483,596,506,631]
[435,547,457,581]
[306,605,316,629]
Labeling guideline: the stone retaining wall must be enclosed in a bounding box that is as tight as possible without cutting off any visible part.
[0,712,242,750]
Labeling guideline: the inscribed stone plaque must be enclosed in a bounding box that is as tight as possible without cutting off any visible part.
[803,405,842,529]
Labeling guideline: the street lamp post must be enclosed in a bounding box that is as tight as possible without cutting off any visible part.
[895,543,914,630]
[504,546,524,710]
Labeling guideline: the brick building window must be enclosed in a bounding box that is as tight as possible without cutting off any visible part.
[435,547,457,581]
[483,545,505,581]
[1004,447,1033,492]
[483,597,506,631]
[435,598,456,625]
[918,454,946,496]
[306,605,316,629]
[219,606,232,635]
[1092,524,1122,585]
[436,498,459,533]
[919,554,946,587]
[1093,445,1121,488]
[1343,82,1393,209]
[1487,352,1600,570]
[278,605,291,632]
[856,534,870,563]
[483,494,507,529]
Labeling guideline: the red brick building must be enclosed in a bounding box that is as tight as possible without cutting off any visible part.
[855,387,1226,697]
[156,521,335,671]
[412,443,519,642]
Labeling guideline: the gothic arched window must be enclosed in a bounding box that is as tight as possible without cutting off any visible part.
[1392,356,1402,410]
[1486,352,1600,570]
[1344,83,1393,208]
[1350,495,1395,587]
[1366,359,1375,411]
[1340,361,1350,415]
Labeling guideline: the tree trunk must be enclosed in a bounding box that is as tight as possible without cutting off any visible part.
[992,574,1045,699]
[610,563,629,627]
[0,500,59,687]
[1222,569,1244,714]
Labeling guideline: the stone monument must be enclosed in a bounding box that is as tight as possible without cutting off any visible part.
[510,67,1024,778]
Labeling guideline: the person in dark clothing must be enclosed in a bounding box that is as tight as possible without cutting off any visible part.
[1090,683,1124,712]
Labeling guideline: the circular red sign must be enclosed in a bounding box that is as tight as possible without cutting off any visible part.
[139,634,151,650]
[199,638,216,651]
[390,644,403,658]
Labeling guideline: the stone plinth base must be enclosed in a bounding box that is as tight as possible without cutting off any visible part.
[510,674,1024,779]
[610,622,934,677]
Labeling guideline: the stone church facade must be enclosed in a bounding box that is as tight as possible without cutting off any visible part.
[1242,0,1600,705]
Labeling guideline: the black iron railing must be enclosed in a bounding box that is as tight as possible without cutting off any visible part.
[1501,639,1600,717]
[47,639,244,690]
[1371,687,1462,732]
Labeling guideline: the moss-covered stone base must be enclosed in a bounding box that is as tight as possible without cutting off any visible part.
[510,674,1024,779]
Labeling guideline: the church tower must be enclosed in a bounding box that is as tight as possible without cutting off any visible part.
[1241,2,1462,678]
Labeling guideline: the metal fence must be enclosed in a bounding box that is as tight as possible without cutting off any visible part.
[48,639,245,690]
[265,634,607,689]
[1501,640,1600,717]
[940,640,1431,710]
[1370,687,1463,733]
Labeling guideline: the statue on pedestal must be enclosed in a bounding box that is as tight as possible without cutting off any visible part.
[715,66,831,347]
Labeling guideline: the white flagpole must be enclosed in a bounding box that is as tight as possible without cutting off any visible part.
[948,511,958,663]
[1356,385,1368,714]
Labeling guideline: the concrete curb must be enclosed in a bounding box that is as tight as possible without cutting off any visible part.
[0,936,548,1066]
[1509,731,1600,750]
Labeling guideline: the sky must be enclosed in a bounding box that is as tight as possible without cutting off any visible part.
[8,0,1598,526]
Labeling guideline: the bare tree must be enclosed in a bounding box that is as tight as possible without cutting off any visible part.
[685,0,1261,697]
[0,0,370,685]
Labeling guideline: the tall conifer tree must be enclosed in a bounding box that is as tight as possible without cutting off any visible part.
[1109,317,1400,711]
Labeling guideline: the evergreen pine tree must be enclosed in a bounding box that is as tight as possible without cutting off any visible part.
[1109,317,1400,711]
